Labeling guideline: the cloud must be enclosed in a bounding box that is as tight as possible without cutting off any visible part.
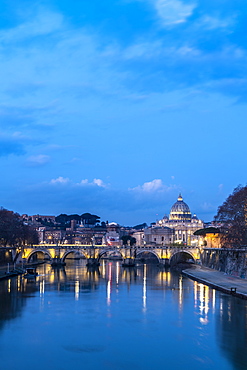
[206,78,247,101]
[123,40,163,60]
[92,179,106,187]
[218,184,224,192]
[0,4,246,120]
[197,15,235,31]
[0,140,24,157]
[0,2,243,227]
[155,0,196,25]
[12,177,180,225]
[0,9,64,44]
[78,179,107,188]
[0,133,28,157]
[0,103,59,133]
[50,177,70,185]
[130,179,176,192]
[0,130,44,158]
[26,154,50,166]
[49,177,107,188]
[0,9,128,125]
[0,105,35,127]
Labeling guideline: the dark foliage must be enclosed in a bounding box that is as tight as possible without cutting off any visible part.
[21,225,39,246]
[55,213,101,227]
[121,235,136,246]
[81,213,100,226]
[55,214,70,225]
[0,208,39,247]
[214,185,247,248]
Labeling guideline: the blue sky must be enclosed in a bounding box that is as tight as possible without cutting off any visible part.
[0,0,246,225]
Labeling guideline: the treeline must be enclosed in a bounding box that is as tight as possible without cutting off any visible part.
[55,213,101,227]
[0,208,39,247]
[32,213,103,228]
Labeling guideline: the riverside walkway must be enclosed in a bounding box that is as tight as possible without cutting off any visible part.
[183,266,247,300]
[0,263,28,280]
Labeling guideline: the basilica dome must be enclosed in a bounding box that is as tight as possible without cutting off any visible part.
[169,194,191,221]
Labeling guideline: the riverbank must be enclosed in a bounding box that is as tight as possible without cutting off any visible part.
[0,267,25,280]
[183,265,247,300]
[0,261,45,281]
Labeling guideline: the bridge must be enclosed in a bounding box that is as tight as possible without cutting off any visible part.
[14,244,202,267]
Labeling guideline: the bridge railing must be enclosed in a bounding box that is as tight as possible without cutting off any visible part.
[27,243,199,250]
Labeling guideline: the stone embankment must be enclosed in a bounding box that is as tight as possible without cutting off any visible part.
[183,265,247,300]
[201,248,247,278]
[0,265,25,280]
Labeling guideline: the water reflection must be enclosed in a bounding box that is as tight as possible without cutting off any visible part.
[0,260,246,369]
[217,294,247,369]
[0,274,36,330]
[143,263,147,311]
[107,262,112,306]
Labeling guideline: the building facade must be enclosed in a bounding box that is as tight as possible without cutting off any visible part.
[133,194,204,247]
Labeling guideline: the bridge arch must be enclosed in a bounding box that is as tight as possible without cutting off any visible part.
[97,249,124,261]
[61,250,87,262]
[27,249,52,263]
[169,250,195,266]
[136,250,161,263]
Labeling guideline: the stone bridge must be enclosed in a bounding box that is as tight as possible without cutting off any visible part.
[14,244,201,266]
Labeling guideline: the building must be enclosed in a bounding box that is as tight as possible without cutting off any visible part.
[22,214,56,226]
[33,216,126,246]
[157,194,204,246]
[132,194,204,247]
[143,226,174,245]
[194,227,221,248]
[105,222,121,246]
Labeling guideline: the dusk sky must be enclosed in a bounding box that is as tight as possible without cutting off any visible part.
[0,0,246,225]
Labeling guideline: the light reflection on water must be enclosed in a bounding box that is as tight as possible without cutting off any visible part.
[0,260,246,370]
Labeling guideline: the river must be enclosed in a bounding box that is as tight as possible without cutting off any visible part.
[0,260,246,370]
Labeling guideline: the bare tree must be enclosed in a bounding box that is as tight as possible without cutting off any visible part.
[214,185,247,248]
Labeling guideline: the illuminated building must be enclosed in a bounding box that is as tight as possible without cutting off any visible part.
[106,222,121,246]
[194,227,221,248]
[133,194,204,246]
[157,194,204,246]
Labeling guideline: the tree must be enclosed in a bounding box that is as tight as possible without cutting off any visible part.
[20,225,39,246]
[0,209,22,247]
[69,214,81,222]
[0,208,38,247]
[81,213,100,226]
[55,214,70,226]
[55,213,101,227]
[121,235,136,246]
[214,185,247,248]
[130,237,136,246]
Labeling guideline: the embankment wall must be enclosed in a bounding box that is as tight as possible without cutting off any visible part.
[201,248,247,279]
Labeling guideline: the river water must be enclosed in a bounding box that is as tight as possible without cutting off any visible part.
[0,260,246,370]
